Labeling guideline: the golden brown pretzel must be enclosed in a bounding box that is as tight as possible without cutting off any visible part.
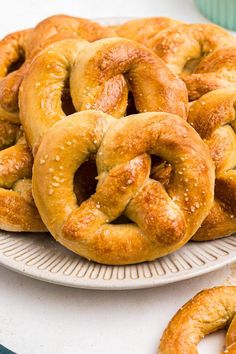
[20,37,188,153]
[0,15,115,122]
[188,88,236,241]
[182,46,236,100]
[148,23,236,100]
[27,14,115,57]
[159,286,236,354]
[0,29,31,122]
[0,134,46,231]
[113,17,181,46]
[32,110,214,265]
[70,38,188,118]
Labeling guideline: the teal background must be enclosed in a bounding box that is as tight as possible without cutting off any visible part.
[0,345,16,354]
[196,0,236,30]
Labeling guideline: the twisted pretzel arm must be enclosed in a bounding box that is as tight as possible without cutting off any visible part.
[159,287,236,354]
[71,37,188,119]
[32,111,214,265]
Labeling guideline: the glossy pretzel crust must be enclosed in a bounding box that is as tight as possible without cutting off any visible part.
[159,286,236,354]
[32,111,214,265]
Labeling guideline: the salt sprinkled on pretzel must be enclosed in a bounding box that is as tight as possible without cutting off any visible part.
[148,23,236,100]
[32,111,214,265]
[19,37,188,153]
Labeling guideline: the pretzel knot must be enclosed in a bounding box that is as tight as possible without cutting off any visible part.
[0,134,46,231]
[148,23,236,100]
[159,286,236,354]
[32,111,214,265]
[20,37,188,153]
[0,15,115,122]
[188,88,236,241]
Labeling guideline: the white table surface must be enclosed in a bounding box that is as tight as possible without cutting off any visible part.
[1,1,236,353]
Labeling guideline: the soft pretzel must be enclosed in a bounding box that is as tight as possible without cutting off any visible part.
[148,23,236,100]
[27,14,115,58]
[113,17,181,46]
[0,15,115,122]
[0,29,31,122]
[159,286,236,354]
[32,110,214,265]
[20,37,188,153]
[70,38,187,118]
[183,46,236,100]
[0,134,46,231]
[188,88,236,241]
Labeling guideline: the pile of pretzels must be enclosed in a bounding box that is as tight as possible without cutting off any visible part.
[1,14,236,265]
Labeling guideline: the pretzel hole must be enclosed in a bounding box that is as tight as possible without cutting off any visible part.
[61,77,76,116]
[182,57,201,74]
[110,215,132,224]
[151,155,172,188]
[197,329,226,352]
[7,52,25,74]
[73,155,98,205]
[126,91,138,116]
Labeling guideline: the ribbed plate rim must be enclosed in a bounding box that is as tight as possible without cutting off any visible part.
[0,232,236,290]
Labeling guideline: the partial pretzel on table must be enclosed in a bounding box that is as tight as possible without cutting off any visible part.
[113,17,181,46]
[188,88,236,241]
[148,23,236,100]
[159,286,236,354]
[32,110,214,265]
[19,37,188,153]
[0,14,115,122]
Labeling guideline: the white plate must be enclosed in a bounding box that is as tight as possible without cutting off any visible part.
[1,232,236,290]
[1,17,236,290]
